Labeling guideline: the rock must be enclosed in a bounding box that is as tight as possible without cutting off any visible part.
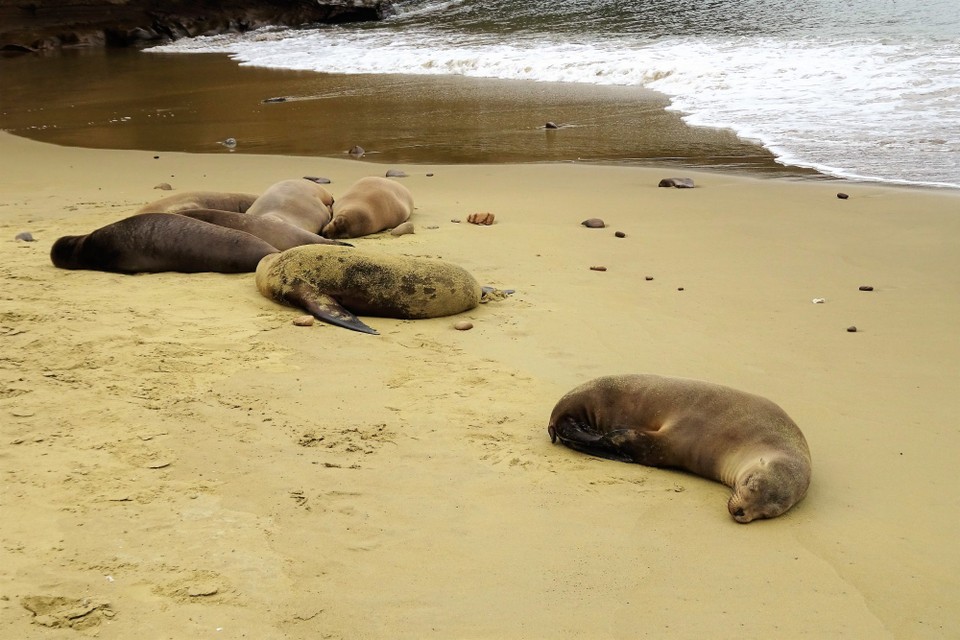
[454,321,473,331]
[658,177,695,188]
[846,326,858,332]
[385,169,408,178]
[645,276,654,281]
[262,96,289,103]
[390,221,415,236]
[220,137,237,149]
[450,219,461,223]
[348,145,365,157]
[858,285,874,291]
[581,218,605,228]
[154,182,173,190]
[545,121,560,129]
[15,232,36,242]
[303,176,331,184]
[590,266,607,272]
[293,315,315,327]
[615,231,626,238]
[837,192,850,199]
[467,212,495,225]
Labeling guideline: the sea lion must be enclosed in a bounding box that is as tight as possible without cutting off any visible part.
[177,208,350,251]
[322,177,413,239]
[135,191,259,215]
[50,213,278,274]
[255,244,481,334]
[547,374,812,523]
[246,179,335,234]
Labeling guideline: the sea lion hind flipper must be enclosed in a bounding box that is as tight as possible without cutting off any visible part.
[549,416,634,463]
[285,285,379,335]
[605,429,670,467]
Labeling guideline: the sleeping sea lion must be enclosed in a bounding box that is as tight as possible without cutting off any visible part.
[548,374,812,523]
[322,177,413,239]
[177,208,350,251]
[50,213,278,274]
[135,191,259,214]
[255,244,480,334]
[246,179,335,233]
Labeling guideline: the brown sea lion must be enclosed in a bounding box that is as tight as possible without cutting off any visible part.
[255,244,480,334]
[50,213,278,274]
[177,208,350,251]
[548,374,812,523]
[135,191,259,215]
[322,177,413,239]
[246,179,335,234]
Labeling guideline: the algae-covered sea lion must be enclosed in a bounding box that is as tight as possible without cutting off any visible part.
[322,177,413,239]
[246,179,335,234]
[50,213,278,274]
[255,245,481,334]
[135,191,259,215]
[548,374,812,523]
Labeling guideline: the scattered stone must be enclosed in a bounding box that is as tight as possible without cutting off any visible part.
[390,221,415,236]
[15,232,36,242]
[454,321,474,331]
[426,173,435,177]
[590,266,607,272]
[154,182,173,190]
[153,155,160,159]
[187,583,220,598]
[262,96,290,103]
[837,192,850,199]
[467,212,495,225]
[858,285,874,291]
[545,121,560,129]
[812,298,826,304]
[450,218,461,223]
[385,169,408,178]
[348,145,365,157]
[658,177,695,188]
[677,287,685,291]
[293,315,315,327]
[615,231,626,238]
[846,326,858,332]
[581,218,606,228]
[303,176,331,184]
[645,276,654,281]
[220,138,237,149]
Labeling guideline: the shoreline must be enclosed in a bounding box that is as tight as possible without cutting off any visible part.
[0,47,826,180]
[2,131,960,638]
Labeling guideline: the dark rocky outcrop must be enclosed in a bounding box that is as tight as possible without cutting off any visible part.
[0,0,392,51]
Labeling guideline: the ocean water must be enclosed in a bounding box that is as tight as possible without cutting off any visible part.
[150,0,960,188]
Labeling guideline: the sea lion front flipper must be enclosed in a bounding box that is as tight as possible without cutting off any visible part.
[549,416,634,463]
[284,284,379,335]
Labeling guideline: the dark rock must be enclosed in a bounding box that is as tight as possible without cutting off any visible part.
[590,266,607,272]
[0,0,393,51]
[846,326,858,332]
[658,177,695,188]
[545,121,560,129]
[644,276,654,281]
[858,285,874,291]
[581,218,606,228]
[837,192,850,199]
[348,145,365,157]
[614,231,626,238]
[385,169,408,178]
[262,96,290,104]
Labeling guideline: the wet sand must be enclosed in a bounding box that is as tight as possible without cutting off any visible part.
[0,47,820,174]
[2,129,960,637]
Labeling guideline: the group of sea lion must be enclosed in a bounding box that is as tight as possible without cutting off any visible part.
[48,174,812,523]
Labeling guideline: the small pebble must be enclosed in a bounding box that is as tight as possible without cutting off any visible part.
[220,137,237,149]
[581,218,606,228]
[348,145,365,157]
[454,321,473,331]
[837,193,849,199]
[658,177,695,188]
[386,169,408,178]
[15,231,36,242]
[858,285,874,291]
[812,298,826,304]
[846,326,858,332]
[154,182,173,190]
[390,221,415,236]
[467,212,495,225]
[590,266,607,272]
[153,155,159,159]
[426,173,434,177]
[545,121,559,129]
[645,276,654,281]
[451,218,461,223]
[614,231,626,238]
[677,287,685,291]
[293,315,315,327]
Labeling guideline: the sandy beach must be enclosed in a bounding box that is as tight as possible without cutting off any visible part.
[2,129,959,638]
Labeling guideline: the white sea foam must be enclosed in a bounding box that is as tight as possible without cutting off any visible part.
[151,26,960,187]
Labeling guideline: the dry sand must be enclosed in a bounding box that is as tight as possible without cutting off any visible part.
[1,130,959,638]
